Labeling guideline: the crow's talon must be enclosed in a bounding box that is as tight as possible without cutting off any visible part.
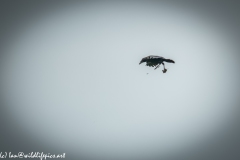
[162,69,167,73]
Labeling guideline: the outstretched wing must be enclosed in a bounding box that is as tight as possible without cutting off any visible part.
[139,55,164,64]
[148,55,164,59]
[146,61,158,67]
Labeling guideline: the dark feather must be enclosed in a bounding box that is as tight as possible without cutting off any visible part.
[139,55,175,71]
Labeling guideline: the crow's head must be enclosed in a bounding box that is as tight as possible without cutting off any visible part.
[139,59,146,65]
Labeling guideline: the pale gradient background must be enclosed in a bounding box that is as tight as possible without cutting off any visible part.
[0,1,240,160]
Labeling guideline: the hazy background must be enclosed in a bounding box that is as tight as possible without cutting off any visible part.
[0,1,240,160]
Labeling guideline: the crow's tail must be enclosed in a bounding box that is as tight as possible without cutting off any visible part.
[164,59,175,63]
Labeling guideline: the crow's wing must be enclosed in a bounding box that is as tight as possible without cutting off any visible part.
[139,55,164,64]
[148,55,164,59]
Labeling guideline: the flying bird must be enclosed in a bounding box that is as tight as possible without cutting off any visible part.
[139,55,175,73]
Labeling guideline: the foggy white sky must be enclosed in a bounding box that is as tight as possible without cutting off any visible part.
[1,1,239,159]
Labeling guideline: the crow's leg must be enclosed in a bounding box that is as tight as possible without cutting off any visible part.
[154,64,160,70]
[162,63,166,69]
[162,63,167,73]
